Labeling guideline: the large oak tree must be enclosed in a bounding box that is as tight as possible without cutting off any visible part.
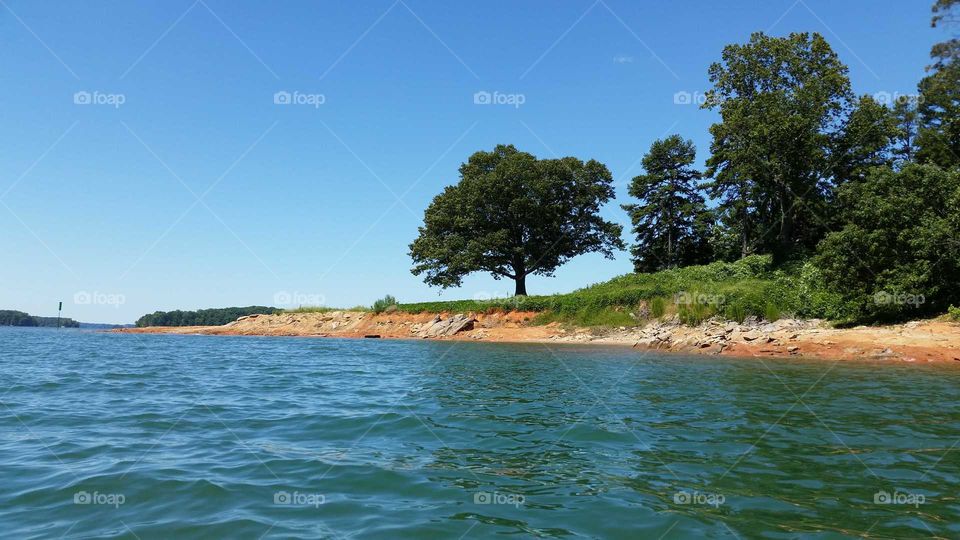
[409,145,624,296]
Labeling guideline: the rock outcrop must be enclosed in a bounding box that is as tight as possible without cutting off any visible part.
[416,314,476,338]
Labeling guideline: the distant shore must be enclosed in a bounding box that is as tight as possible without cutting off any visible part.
[114,311,960,363]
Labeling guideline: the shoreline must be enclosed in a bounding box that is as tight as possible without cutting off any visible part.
[113,310,960,364]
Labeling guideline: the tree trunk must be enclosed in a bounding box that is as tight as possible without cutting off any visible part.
[740,208,749,259]
[514,275,527,296]
[775,185,793,264]
[667,227,674,269]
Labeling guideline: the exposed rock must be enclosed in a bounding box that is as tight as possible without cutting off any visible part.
[418,314,476,338]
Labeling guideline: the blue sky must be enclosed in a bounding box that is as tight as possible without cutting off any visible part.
[1,0,939,323]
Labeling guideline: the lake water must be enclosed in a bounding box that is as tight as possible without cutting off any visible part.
[1,326,958,539]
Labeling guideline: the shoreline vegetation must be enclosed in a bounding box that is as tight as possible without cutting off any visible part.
[119,257,960,363]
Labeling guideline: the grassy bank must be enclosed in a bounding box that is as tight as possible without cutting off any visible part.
[381,255,847,327]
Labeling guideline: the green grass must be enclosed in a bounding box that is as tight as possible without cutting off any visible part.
[282,305,369,313]
[388,255,840,327]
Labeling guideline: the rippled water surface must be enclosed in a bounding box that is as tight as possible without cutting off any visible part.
[1,327,959,538]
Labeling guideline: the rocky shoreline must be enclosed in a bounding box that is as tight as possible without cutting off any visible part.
[114,310,960,363]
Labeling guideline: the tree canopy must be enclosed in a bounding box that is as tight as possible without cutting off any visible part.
[815,164,960,321]
[409,145,623,296]
[703,32,853,261]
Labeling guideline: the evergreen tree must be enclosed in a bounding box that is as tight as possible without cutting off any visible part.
[892,96,921,166]
[622,136,711,272]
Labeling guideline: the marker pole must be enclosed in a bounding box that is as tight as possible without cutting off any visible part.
[57,301,62,329]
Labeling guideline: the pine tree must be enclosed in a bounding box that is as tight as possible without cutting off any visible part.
[622,136,711,272]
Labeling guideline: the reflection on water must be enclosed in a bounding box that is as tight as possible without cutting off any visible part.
[0,327,958,538]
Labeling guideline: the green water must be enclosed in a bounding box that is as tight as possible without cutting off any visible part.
[1,327,958,538]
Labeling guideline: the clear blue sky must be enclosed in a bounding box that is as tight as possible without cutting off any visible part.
[1,0,940,323]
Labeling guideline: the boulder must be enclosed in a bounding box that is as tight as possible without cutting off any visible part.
[418,314,476,338]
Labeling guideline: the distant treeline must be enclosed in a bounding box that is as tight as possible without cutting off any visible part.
[135,306,282,327]
[0,310,80,328]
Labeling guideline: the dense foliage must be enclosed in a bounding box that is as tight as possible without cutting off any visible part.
[815,165,960,322]
[0,310,79,328]
[135,306,281,327]
[409,144,623,295]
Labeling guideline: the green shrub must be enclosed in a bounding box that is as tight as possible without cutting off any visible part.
[372,295,398,314]
[814,165,960,323]
[678,302,715,325]
[723,303,747,323]
[649,297,667,318]
[949,305,960,322]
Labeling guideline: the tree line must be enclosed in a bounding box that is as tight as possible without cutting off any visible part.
[0,310,80,328]
[135,306,281,327]
[410,0,960,322]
